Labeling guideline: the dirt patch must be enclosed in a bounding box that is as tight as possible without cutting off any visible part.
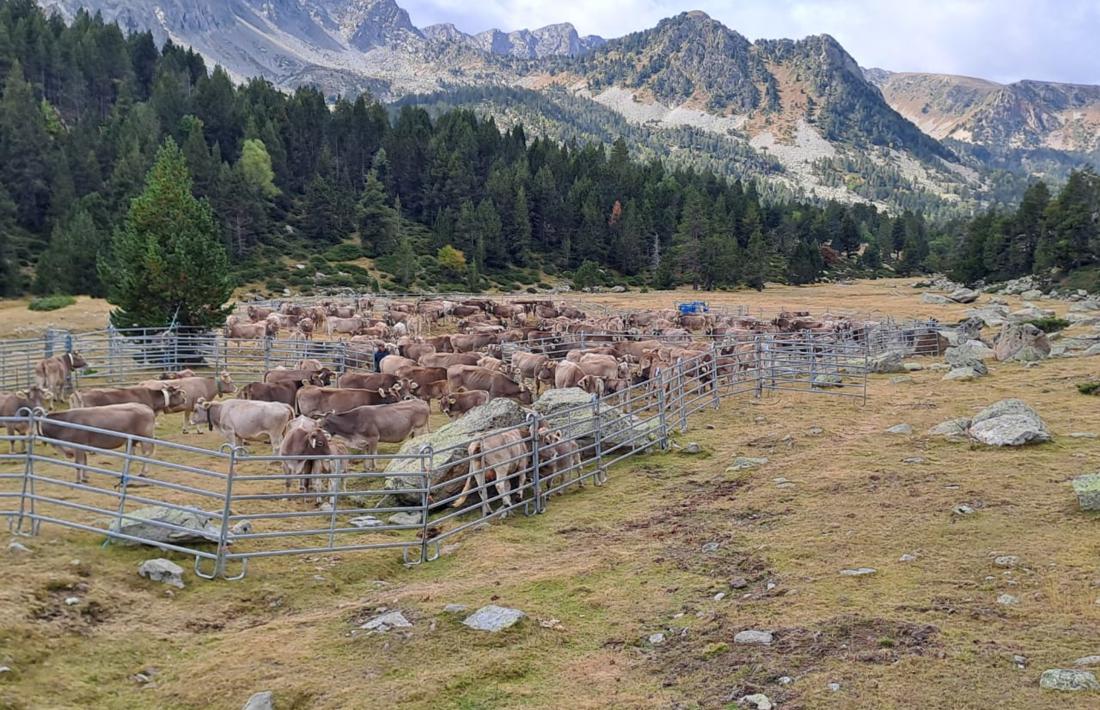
[652,615,940,708]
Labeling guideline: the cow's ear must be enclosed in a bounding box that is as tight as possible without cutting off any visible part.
[16,389,27,397]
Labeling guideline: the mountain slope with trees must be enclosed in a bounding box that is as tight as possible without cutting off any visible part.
[0,2,938,301]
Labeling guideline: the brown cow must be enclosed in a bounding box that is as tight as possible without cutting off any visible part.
[264,367,334,387]
[240,380,300,409]
[190,399,293,452]
[336,371,401,394]
[226,321,276,342]
[419,352,482,369]
[379,355,418,374]
[538,426,583,495]
[35,351,87,398]
[70,384,186,414]
[318,399,430,468]
[450,333,500,353]
[40,403,156,483]
[446,366,533,404]
[279,416,337,497]
[394,366,448,402]
[0,386,53,451]
[296,385,397,418]
[553,360,599,393]
[440,389,490,419]
[451,428,531,517]
[139,372,236,434]
[510,352,556,394]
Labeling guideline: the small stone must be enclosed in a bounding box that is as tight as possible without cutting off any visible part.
[1015,655,1028,669]
[682,442,702,454]
[806,427,824,436]
[319,502,334,513]
[242,691,274,710]
[734,629,773,645]
[886,423,913,435]
[701,542,720,554]
[890,376,914,385]
[778,676,793,685]
[360,611,412,633]
[839,567,877,577]
[902,457,926,465]
[1073,656,1100,667]
[443,604,467,614]
[713,592,726,601]
[730,577,748,589]
[1070,432,1098,439]
[899,553,918,563]
[648,632,666,645]
[7,541,30,554]
[954,505,975,515]
[993,555,1020,568]
[1039,668,1100,691]
[388,512,422,526]
[705,424,716,430]
[728,457,769,472]
[1073,474,1100,512]
[348,516,384,528]
[828,682,842,692]
[765,582,776,591]
[64,597,80,606]
[737,694,773,710]
[903,362,924,372]
[997,594,1018,605]
[463,605,526,632]
[0,666,11,674]
[138,559,185,589]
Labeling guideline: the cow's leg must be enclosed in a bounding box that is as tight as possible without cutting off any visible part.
[494,468,512,518]
[75,451,87,484]
[138,440,153,476]
[364,439,378,471]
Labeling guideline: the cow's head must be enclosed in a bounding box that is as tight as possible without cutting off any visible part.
[165,384,186,409]
[189,398,214,429]
[67,351,88,369]
[217,371,236,394]
[517,388,534,405]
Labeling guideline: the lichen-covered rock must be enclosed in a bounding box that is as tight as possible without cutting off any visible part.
[107,506,220,547]
[921,293,951,305]
[533,387,660,451]
[968,399,1051,446]
[943,366,984,382]
[1039,669,1100,691]
[949,288,980,304]
[994,323,1050,362]
[463,605,525,632]
[137,558,185,588]
[945,340,995,367]
[929,418,971,441]
[869,350,906,374]
[1072,474,1100,511]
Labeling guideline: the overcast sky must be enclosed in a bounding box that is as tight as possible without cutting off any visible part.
[402,0,1100,85]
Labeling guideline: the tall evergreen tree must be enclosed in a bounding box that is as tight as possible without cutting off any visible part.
[34,204,104,295]
[99,137,232,328]
[357,170,397,257]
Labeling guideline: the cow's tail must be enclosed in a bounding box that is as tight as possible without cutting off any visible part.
[451,440,481,509]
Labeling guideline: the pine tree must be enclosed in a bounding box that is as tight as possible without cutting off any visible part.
[34,204,104,295]
[743,227,769,291]
[511,185,531,264]
[0,61,52,231]
[99,137,232,328]
[833,212,861,257]
[357,170,397,257]
[789,240,824,285]
[0,188,16,296]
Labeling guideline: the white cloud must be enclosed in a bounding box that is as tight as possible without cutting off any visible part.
[401,0,1100,84]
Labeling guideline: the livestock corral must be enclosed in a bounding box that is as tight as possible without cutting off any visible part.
[2,280,1099,709]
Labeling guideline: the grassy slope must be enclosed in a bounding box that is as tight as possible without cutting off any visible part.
[2,281,1099,709]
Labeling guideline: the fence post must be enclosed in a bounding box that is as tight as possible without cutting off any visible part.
[263,337,272,372]
[527,413,543,513]
[106,436,136,548]
[10,408,39,537]
[656,368,669,451]
[591,394,607,485]
[417,444,436,563]
[710,342,721,409]
[203,446,239,580]
[676,359,688,433]
[754,336,764,398]
[336,341,348,374]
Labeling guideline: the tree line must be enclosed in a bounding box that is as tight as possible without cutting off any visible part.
[0,1,935,304]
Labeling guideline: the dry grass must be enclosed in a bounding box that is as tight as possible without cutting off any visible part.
[2,281,1099,709]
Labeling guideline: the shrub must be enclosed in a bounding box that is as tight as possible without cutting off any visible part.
[1025,317,1071,333]
[323,243,364,262]
[28,294,76,311]
[1079,381,1100,396]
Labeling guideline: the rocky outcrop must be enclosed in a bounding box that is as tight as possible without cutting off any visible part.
[107,505,220,547]
[968,399,1051,446]
[993,323,1050,362]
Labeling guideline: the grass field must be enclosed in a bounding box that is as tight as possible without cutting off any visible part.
[2,280,1099,709]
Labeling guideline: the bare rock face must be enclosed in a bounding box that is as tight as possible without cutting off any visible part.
[968,399,1051,446]
[994,323,1050,362]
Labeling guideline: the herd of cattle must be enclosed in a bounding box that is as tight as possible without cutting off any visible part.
[1,298,882,515]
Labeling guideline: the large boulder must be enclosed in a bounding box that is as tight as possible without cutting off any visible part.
[868,350,906,374]
[948,287,980,304]
[968,399,1051,446]
[945,340,995,367]
[955,317,985,342]
[966,305,1009,328]
[994,323,1050,362]
[107,505,220,547]
[533,387,662,450]
[921,293,952,305]
[382,398,529,505]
